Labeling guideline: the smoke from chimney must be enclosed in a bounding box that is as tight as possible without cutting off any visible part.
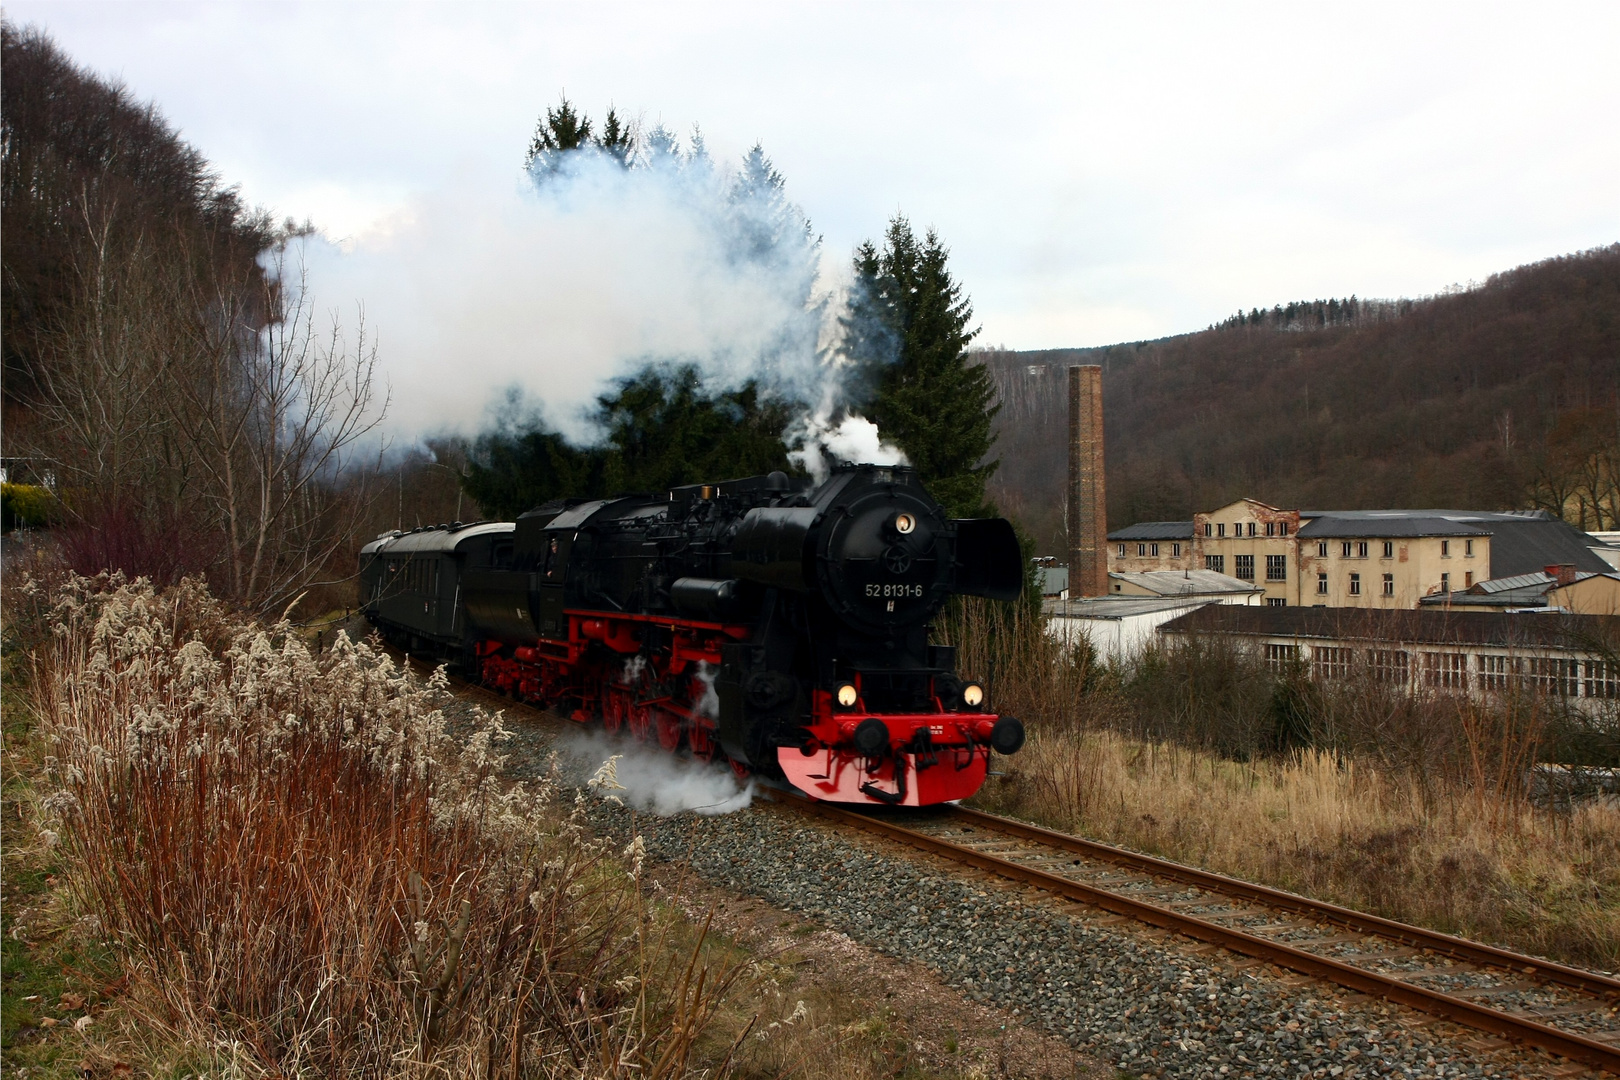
[1067,365,1108,597]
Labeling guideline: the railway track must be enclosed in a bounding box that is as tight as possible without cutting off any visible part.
[784,797,1620,1074]
[408,657,1620,1073]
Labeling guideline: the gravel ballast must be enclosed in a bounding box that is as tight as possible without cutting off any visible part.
[586,795,1582,1080]
[427,683,1590,1079]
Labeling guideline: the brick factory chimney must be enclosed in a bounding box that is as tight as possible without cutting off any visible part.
[1067,365,1108,597]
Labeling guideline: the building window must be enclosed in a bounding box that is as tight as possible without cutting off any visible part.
[1349,572,1362,595]
[1369,649,1408,684]
[1265,522,1275,537]
[1316,572,1328,595]
[1479,654,1511,692]
[1278,523,1289,537]
[1218,523,1226,538]
[1204,523,1213,537]
[1235,554,1254,580]
[1172,542,1181,557]
[1318,541,1329,558]
[1382,541,1393,558]
[1525,657,1578,696]
[1465,571,1473,587]
[1205,554,1225,574]
[1423,652,1467,690]
[1440,572,1450,594]
[1586,659,1619,699]
[1266,555,1286,581]
[1341,542,1353,558]
[1313,646,1353,680]
[1264,643,1299,670]
[1267,597,1286,607]
[1465,539,1474,557]
[1382,573,1394,596]
[1441,540,1450,557]
[1150,543,1160,556]
[1247,522,1256,537]
[1357,541,1369,558]
[1117,544,1126,557]
[1138,543,1147,556]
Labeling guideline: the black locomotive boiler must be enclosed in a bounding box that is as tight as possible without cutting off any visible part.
[359,463,1027,806]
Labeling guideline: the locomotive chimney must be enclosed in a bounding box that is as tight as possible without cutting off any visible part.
[1067,365,1108,597]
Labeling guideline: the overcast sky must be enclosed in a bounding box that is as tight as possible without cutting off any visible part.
[9,1,1618,436]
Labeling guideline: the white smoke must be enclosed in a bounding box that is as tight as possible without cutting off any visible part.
[300,133,894,454]
[786,410,908,484]
[562,728,755,817]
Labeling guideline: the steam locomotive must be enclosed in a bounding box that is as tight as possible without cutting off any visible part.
[359,463,1027,806]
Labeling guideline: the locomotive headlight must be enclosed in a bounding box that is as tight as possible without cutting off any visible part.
[894,513,916,535]
[836,683,859,708]
[962,683,985,708]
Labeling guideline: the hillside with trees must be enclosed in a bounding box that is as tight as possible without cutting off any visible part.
[983,244,1620,555]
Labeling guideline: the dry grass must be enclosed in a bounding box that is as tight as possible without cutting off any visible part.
[940,598,1620,972]
[8,570,750,1078]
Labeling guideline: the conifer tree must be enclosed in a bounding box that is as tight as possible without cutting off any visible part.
[844,216,999,519]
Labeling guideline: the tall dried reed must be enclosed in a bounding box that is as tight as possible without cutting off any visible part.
[940,597,1620,970]
[15,571,745,1077]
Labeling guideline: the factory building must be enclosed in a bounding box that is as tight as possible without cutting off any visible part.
[1107,503,1616,611]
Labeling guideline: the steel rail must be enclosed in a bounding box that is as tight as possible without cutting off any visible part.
[784,798,1620,1074]
[946,805,1620,1001]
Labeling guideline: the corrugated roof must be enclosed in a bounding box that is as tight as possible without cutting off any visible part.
[1110,569,1261,596]
[1046,596,1217,620]
[1297,516,1491,539]
[1107,520,1195,541]
[1473,571,1554,594]
[1158,604,1619,649]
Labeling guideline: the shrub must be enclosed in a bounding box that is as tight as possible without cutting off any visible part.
[20,572,742,1077]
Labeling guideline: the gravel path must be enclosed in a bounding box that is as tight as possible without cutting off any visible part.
[433,681,1596,1080]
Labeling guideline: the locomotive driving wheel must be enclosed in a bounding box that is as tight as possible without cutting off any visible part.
[655,709,683,752]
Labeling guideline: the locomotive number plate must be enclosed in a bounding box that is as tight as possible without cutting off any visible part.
[865,583,924,598]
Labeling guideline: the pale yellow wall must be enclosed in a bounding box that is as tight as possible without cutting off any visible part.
[1550,575,1620,615]
[1192,500,1300,605]
[1296,534,1488,608]
[1107,539,1194,575]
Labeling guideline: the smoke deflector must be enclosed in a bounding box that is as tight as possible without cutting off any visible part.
[952,518,1023,601]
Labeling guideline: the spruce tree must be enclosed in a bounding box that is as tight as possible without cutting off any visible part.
[844,216,999,519]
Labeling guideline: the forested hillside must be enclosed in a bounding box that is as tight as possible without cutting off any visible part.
[983,245,1620,555]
